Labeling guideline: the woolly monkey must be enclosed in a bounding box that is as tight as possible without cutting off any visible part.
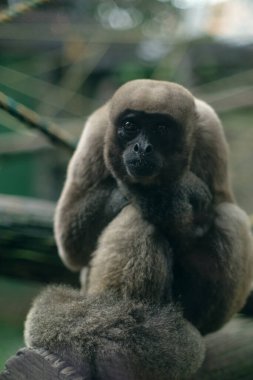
[25,80,253,380]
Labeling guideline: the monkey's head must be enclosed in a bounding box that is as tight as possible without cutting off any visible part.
[104,79,197,186]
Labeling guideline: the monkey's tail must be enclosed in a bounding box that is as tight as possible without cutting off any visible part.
[24,285,204,380]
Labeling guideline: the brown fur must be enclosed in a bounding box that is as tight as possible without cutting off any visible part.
[25,80,253,379]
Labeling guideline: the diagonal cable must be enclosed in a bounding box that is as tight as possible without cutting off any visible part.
[0,91,76,153]
[0,0,50,23]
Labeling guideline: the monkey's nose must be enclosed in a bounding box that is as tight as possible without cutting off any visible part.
[134,143,153,155]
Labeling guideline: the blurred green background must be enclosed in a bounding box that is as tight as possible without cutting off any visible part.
[0,0,253,370]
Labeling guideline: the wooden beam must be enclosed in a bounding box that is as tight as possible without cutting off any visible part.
[0,194,78,285]
[0,348,83,380]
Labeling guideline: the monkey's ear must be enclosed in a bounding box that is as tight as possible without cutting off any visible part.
[194,99,222,131]
[193,98,233,203]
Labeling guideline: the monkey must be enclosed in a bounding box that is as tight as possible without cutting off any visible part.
[24,80,253,380]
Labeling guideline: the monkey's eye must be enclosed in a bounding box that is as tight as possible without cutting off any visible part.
[123,120,138,133]
[157,125,168,135]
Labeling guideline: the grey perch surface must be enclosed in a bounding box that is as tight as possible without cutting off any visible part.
[1,316,253,380]
[195,316,253,380]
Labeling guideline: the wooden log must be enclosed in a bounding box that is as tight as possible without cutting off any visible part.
[0,194,77,285]
[0,348,83,380]
[1,316,253,380]
[194,316,253,380]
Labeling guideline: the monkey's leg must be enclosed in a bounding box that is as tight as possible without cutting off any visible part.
[26,205,206,379]
[25,286,205,380]
[84,204,173,304]
[173,202,253,335]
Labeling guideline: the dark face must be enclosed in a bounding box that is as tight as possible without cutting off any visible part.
[107,109,186,185]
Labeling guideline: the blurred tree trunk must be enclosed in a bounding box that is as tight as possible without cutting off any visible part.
[0,194,77,285]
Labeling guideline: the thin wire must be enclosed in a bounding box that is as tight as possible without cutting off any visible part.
[0,91,76,153]
[0,0,50,23]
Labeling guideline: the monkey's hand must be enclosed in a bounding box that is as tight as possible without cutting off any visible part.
[167,172,213,238]
[122,173,213,239]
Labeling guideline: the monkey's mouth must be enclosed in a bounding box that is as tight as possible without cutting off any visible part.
[125,159,157,179]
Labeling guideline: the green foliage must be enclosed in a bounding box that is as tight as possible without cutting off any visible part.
[0,277,42,370]
[0,154,33,197]
[0,323,24,371]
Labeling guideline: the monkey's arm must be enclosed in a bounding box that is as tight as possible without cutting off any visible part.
[166,98,234,237]
[55,106,128,271]
[148,98,235,236]
[173,100,253,333]
[174,202,253,335]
